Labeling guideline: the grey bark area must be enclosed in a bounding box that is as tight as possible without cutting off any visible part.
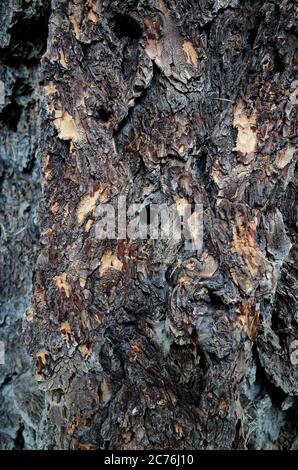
[1,0,297,450]
[0,1,50,449]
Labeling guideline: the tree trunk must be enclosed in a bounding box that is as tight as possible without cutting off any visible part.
[1,0,298,450]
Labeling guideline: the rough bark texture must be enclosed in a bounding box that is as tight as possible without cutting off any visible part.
[0,0,50,449]
[1,0,298,450]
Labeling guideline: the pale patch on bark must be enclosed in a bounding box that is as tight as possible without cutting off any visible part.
[100,378,112,404]
[76,188,104,224]
[60,321,72,341]
[25,306,35,322]
[183,41,198,66]
[175,197,189,216]
[87,0,100,24]
[43,154,52,181]
[54,273,72,299]
[44,82,57,96]
[79,343,92,359]
[198,252,218,278]
[36,352,48,365]
[99,251,123,277]
[144,39,162,65]
[275,146,295,169]
[59,49,68,68]
[54,110,79,142]
[233,100,257,155]
[85,218,94,232]
[50,201,60,214]
[35,352,49,382]
[69,14,81,39]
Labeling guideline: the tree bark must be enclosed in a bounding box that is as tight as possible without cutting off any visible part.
[1,0,298,450]
[0,0,50,449]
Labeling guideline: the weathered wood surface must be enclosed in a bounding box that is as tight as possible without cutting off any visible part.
[1,0,298,450]
[0,0,49,449]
